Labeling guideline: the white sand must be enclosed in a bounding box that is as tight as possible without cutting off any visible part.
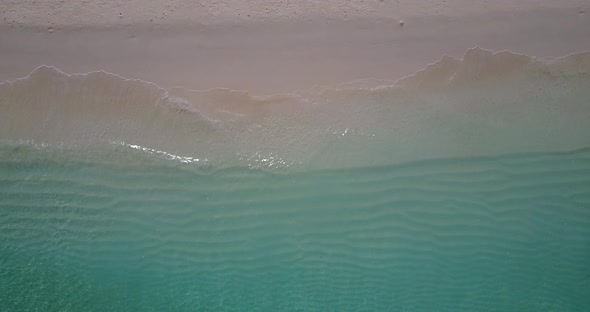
[1,1,588,93]
[1,0,587,26]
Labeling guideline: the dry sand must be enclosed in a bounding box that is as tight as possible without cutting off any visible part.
[1,1,588,93]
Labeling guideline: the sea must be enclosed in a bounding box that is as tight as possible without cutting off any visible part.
[1,48,589,311]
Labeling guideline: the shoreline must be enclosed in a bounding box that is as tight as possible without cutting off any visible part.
[1,47,589,170]
[1,3,590,169]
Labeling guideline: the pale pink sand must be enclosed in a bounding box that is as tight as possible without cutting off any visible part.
[1,0,587,26]
[1,2,588,93]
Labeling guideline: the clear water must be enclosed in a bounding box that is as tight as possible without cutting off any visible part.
[1,146,589,311]
[2,47,590,311]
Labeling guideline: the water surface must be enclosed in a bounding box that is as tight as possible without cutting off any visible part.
[1,145,589,311]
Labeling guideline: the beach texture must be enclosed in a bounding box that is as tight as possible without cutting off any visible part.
[1,1,590,310]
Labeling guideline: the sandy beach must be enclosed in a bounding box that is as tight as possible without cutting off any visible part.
[2,3,590,311]
[1,1,590,169]
[1,1,588,93]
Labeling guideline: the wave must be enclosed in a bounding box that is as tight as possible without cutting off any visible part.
[1,47,590,170]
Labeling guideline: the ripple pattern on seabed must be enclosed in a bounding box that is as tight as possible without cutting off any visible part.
[0,146,589,311]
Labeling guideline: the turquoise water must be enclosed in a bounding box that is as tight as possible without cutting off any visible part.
[1,146,589,311]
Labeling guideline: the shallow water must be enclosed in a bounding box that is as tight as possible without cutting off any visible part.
[1,47,590,310]
[1,146,589,311]
[2,48,590,170]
